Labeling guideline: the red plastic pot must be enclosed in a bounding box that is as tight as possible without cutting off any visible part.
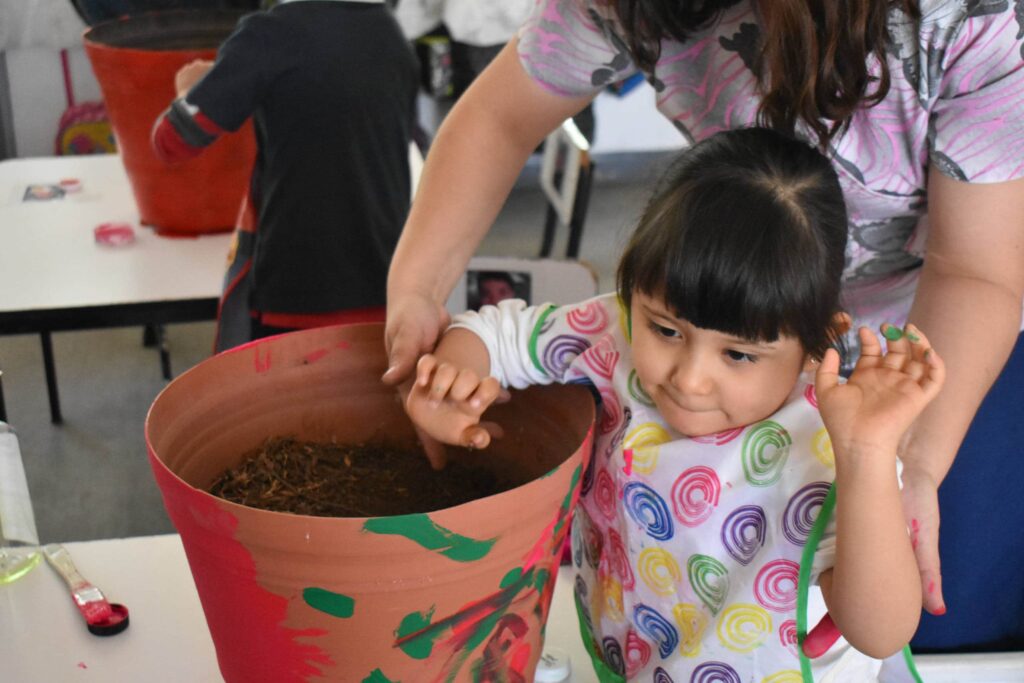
[145,323,595,682]
[83,10,256,235]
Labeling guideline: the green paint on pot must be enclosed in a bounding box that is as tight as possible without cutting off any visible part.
[302,587,354,618]
[500,567,523,589]
[533,568,550,592]
[396,607,439,659]
[363,515,496,562]
[464,606,508,652]
[362,669,398,683]
[553,465,583,538]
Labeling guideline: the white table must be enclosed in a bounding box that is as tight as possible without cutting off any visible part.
[0,534,596,682]
[2,533,1021,682]
[0,154,231,423]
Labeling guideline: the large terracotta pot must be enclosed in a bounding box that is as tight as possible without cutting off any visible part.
[145,323,595,682]
[83,10,257,235]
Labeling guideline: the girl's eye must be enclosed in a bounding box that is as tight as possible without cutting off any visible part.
[650,322,680,339]
[725,349,757,363]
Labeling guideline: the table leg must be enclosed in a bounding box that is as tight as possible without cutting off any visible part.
[157,325,171,380]
[39,332,62,424]
[0,370,7,423]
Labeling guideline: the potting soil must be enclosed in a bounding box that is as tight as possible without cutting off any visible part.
[208,437,519,517]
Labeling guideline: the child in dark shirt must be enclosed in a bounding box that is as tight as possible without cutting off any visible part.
[153,0,418,350]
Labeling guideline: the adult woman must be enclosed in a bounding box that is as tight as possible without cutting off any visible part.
[384,0,1024,652]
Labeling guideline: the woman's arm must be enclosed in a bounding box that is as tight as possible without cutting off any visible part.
[815,326,945,657]
[900,170,1024,614]
[384,39,595,385]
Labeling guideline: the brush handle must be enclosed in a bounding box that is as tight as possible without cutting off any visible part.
[42,544,112,623]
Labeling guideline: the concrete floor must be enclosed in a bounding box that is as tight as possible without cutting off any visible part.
[0,151,675,543]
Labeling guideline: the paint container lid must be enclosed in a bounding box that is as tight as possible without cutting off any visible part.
[534,646,571,682]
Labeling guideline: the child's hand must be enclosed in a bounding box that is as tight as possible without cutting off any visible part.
[175,59,214,98]
[404,354,506,452]
[815,324,945,459]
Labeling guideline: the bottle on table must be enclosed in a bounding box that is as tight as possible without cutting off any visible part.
[0,422,40,584]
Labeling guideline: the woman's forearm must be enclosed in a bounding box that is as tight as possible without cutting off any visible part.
[901,268,1021,483]
[900,170,1024,483]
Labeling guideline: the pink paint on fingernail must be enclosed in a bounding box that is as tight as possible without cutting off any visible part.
[933,605,947,616]
[303,348,329,364]
[622,449,633,476]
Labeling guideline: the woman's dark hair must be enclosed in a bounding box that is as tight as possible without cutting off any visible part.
[617,128,848,358]
[607,0,920,145]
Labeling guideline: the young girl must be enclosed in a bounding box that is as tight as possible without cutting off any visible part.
[404,128,944,681]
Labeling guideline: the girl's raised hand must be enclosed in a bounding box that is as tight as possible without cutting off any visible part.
[404,353,506,454]
[815,324,945,459]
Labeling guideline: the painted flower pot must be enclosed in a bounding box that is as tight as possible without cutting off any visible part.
[83,10,256,235]
[145,323,595,682]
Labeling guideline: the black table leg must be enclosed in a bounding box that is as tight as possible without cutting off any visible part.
[40,331,62,424]
[157,325,171,380]
[0,369,7,423]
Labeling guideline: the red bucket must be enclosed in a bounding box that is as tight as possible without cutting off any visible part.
[84,10,256,235]
[145,323,595,682]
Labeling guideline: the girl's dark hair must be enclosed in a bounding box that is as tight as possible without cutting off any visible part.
[608,0,920,145]
[617,128,847,358]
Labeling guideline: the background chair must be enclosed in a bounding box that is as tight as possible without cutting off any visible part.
[539,118,595,260]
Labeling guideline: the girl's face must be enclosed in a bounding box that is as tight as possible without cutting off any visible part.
[630,291,814,438]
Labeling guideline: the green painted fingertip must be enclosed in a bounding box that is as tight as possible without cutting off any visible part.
[883,325,903,342]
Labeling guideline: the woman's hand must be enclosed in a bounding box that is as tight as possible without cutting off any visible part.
[404,354,506,461]
[383,291,451,386]
[899,469,945,614]
[815,324,946,460]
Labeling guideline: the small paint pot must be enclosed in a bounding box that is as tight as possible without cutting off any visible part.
[94,222,135,246]
[535,646,572,682]
[59,178,82,193]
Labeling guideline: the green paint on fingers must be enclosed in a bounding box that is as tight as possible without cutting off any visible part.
[303,587,354,618]
[883,325,903,341]
[363,514,496,562]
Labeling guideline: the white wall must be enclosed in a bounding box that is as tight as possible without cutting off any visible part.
[591,81,684,155]
[6,45,101,158]
[5,46,683,159]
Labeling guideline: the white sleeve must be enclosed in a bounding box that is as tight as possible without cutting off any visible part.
[449,299,557,390]
[810,518,837,585]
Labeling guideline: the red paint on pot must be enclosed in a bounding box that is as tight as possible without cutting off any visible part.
[303,349,329,365]
[83,11,256,235]
[149,455,331,680]
[253,347,272,374]
[146,323,595,682]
